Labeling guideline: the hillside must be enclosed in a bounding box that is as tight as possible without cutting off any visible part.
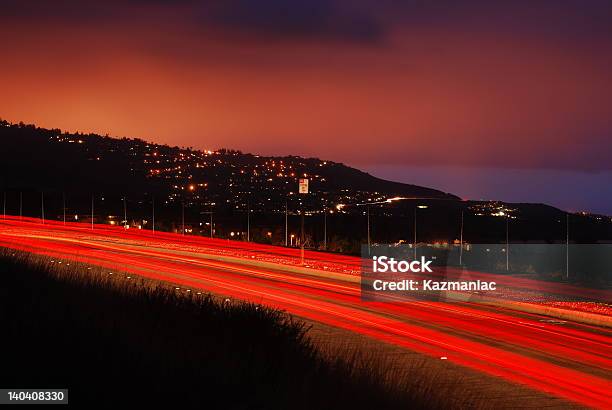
[0,120,457,213]
[1,119,610,250]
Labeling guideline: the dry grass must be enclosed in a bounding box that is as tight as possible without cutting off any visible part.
[0,249,494,409]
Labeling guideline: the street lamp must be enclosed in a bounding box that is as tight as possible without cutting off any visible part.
[181,201,185,235]
[459,210,464,266]
[123,196,128,228]
[414,205,428,259]
[41,192,45,224]
[323,208,329,250]
[247,199,251,242]
[91,194,94,230]
[566,213,570,279]
[367,204,371,255]
[505,214,509,271]
[152,197,155,234]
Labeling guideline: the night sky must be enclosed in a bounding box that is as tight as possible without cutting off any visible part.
[1,1,611,213]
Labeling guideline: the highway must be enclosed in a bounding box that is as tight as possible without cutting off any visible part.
[0,216,610,408]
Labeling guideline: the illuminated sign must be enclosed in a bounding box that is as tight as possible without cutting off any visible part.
[298,178,309,194]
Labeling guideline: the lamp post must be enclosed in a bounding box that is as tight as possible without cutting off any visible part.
[247,199,251,242]
[41,192,45,224]
[459,210,464,266]
[505,215,509,271]
[414,205,428,259]
[566,213,569,279]
[91,194,94,230]
[181,201,185,235]
[367,204,371,255]
[323,208,327,250]
[123,196,128,228]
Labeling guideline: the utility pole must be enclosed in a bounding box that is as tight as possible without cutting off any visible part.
[41,192,45,224]
[2,191,6,219]
[91,194,94,230]
[62,192,66,225]
[506,215,509,271]
[152,197,155,234]
[285,200,288,247]
[367,205,371,255]
[413,207,417,260]
[247,199,251,242]
[300,209,305,265]
[19,192,22,220]
[459,210,464,266]
[566,213,569,279]
[123,197,128,228]
[181,201,185,235]
[324,208,327,250]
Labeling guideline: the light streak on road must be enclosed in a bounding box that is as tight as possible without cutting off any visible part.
[0,216,610,408]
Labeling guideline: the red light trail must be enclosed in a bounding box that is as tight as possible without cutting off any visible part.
[0,216,610,408]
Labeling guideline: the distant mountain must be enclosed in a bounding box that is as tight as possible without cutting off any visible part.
[0,119,457,211]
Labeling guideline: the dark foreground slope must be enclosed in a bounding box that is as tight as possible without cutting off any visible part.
[0,250,483,409]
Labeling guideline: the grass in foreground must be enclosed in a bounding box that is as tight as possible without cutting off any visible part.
[0,250,480,409]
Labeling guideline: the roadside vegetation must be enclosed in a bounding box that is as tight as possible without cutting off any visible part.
[0,250,483,409]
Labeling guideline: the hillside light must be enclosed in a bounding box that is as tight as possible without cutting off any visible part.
[386,196,406,203]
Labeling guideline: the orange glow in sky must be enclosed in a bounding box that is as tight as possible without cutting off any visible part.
[1,1,612,212]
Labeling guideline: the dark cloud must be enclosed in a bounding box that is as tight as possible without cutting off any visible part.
[197,0,384,43]
[3,0,612,46]
[0,0,118,21]
[0,0,385,44]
